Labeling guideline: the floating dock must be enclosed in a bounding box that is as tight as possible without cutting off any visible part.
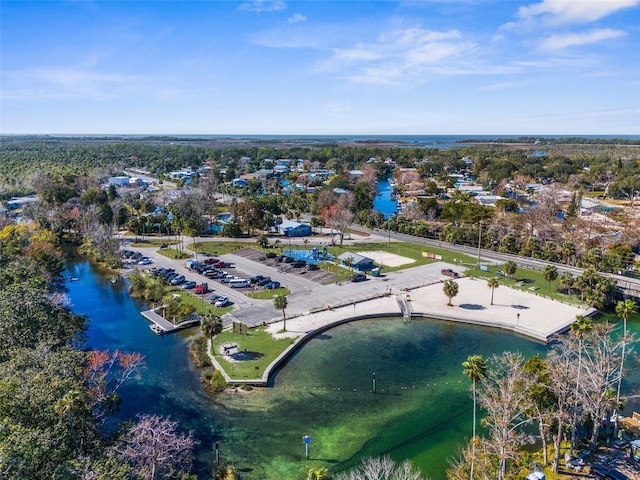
[140,309,200,335]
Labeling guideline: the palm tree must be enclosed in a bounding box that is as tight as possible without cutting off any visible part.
[559,271,575,298]
[462,354,488,480]
[543,265,558,291]
[443,280,459,306]
[569,315,593,457]
[487,277,500,305]
[201,313,222,343]
[274,295,288,331]
[615,299,637,413]
[503,260,517,279]
[561,241,577,265]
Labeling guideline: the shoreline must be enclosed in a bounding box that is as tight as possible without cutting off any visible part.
[208,278,593,386]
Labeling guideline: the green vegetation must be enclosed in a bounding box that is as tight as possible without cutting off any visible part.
[158,248,192,260]
[189,335,212,368]
[130,238,178,247]
[190,241,253,256]
[246,287,290,299]
[170,290,234,316]
[212,327,294,380]
[327,241,477,273]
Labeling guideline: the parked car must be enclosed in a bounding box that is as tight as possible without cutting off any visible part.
[181,281,197,290]
[229,279,250,288]
[204,257,219,265]
[170,274,185,285]
[441,268,460,278]
[220,274,236,283]
[306,264,319,271]
[350,272,366,282]
[209,295,225,304]
[138,257,152,265]
[292,260,306,268]
[257,277,272,286]
[214,296,231,307]
[250,275,265,285]
[264,281,281,289]
[195,283,209,294]
[282,256,293,263]
[265,252,277,259]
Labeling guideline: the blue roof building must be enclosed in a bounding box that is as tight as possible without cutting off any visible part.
[278,219,312,237]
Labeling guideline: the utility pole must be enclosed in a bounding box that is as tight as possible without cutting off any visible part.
[477,220,482,267]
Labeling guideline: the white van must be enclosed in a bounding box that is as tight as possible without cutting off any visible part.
[229,279,250,288]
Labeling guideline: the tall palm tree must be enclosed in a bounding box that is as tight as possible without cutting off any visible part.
[462,354,488,480]
[443,280,459,306]
[274,295,288,331]
[569,315,593,457]
[543,265,558,291]
[201,313,222,343]
[615,299,637,412]
[487,277,500,305]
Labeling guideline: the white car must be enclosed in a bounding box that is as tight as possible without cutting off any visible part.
[138,257,152,265]
[214,296,231,307]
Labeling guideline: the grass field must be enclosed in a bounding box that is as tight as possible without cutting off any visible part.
[212,327,294,380]
[327,241,478,273]
[246,287,290,300]
[166,288,234,316]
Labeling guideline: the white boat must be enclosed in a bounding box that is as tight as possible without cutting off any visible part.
[149,324,165,335]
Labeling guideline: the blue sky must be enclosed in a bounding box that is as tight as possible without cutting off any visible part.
[1,0,639,135]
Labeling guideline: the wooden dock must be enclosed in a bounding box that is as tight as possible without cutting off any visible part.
[140,309,200,335]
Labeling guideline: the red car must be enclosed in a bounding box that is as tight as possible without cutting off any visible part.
[195,283,209,294]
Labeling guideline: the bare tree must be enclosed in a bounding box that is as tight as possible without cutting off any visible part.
[478,352,535,480]
[579,323,629,449]
[114,414,197,480]
[334,455,426,480]
[321,204,354,246]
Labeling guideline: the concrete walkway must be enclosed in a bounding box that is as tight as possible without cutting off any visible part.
[209,277,593,385]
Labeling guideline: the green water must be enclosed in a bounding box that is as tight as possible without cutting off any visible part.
[214,320,545,480]
[65,254,640,480]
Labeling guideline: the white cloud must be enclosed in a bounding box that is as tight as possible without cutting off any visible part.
[317,27,479,86]
[238,1,286,13]
[517,0,639,26]
[287,13,306,24]
[538,28,626,50]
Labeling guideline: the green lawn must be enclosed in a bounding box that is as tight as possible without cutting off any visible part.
[130,238,179,247]
[167,289,234,316]
[464,264,584,305]
[212,327,294,380]
[327,241,478,273]
[189,241,256,256]
[159,248,192,260]
[246,287,290,300]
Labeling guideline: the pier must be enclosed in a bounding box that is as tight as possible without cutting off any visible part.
[140,308,200,335]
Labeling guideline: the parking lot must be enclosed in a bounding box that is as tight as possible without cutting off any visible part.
[122,242,460,327]
[232,248,339,284]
